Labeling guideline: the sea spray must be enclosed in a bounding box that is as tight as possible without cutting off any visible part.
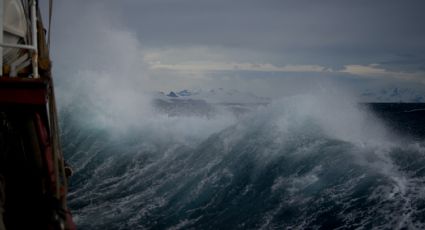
[60,92,425,229]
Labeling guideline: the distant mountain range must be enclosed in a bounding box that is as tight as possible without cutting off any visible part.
[154,89,270,117]
[160,87,425,103]
[152,87,425,118]
[158,88,271,104]
[360,87,425,103]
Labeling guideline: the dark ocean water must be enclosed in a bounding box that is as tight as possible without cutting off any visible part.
[61,101,425,230]
[365,103,425,140]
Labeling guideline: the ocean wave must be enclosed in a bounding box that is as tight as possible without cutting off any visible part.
[61,94,425,229]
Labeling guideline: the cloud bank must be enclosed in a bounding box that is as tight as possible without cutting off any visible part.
[48,0,425,100]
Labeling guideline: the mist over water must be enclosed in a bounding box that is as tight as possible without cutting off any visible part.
[50,2,425,229]
[59,85,425,229]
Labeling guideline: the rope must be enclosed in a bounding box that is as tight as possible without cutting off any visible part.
[47,0,53,49]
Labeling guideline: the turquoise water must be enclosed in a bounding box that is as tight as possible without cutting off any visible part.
[62,100,425,229]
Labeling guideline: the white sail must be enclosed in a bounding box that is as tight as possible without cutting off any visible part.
[1,0,38,78]
[2,0,28,67]
[3,0,28,38]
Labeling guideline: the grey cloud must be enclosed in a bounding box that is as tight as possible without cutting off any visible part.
[50,0,425,66]
[46,0,425,98]
[103,1,425,62]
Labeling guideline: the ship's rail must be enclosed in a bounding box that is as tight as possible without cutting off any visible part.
[0,1,75,229]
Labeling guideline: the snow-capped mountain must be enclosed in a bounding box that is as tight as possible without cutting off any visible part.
[159,88,270,104]
[176,89,193,97]
[153,88,270,117]
[166,91,179,97]
[360,87,425,103]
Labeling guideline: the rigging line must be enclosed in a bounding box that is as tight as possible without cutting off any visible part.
[47,0,53,49]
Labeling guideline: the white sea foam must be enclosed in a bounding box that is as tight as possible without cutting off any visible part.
[51,2,425,229]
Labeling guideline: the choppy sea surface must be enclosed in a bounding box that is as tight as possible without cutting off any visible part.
[61,98,425,230]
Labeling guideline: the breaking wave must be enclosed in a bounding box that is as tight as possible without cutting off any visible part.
[60,93,425,230]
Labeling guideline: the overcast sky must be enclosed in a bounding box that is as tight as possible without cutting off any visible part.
[47,0,425,99]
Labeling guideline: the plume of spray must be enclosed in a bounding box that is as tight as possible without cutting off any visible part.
[52,1,236,143]
[51,0,416,178]
[51,2,425,229]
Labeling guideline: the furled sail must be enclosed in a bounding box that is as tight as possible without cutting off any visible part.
[2,0,28,66]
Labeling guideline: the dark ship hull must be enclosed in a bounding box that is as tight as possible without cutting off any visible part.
[1,0,75,229]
